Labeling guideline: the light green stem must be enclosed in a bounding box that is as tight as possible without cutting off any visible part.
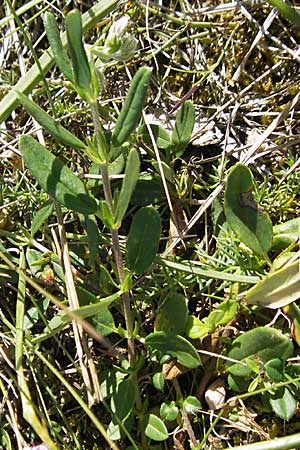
[89,102,135,365]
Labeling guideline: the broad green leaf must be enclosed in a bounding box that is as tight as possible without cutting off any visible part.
[139,123,171,149]
[114,148,140,227]
[245,260,300,309]
[111,378,136,422]
[268,387,297,420]
[154,292,188,335]
[272,218,300,252]
[185,315,210,339]
[172,100,195,156]
[112,67,151,147]
[131,178,164,206]
[144,414,168,441]
[145,331,201,369]
[31,200,53,236]
[126,206,161,273]
[43,11,74,82]
[19,135,98,215]
[92,308,116,336]
[224,164,273,256]
[266,0,300,28]
[65,9,96,102]
[227,327,293,378]
[16,91,86,150]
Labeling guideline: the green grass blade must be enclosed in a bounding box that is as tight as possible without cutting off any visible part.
[33,348,121,450]
[0,0,120,123]
[266,0,300,28]
[159,257,260,283]
[16,250,58,449]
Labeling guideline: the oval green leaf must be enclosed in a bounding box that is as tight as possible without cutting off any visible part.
[65,9,96,102]
[227,327,293,378]
[268,387,297,420]
[245,260,300,309]
[112,67,151,147]
[126,206,161,273]
[145,331,201,369]
[154,292,188,335]
[43,11,74,82]
[144,414,168,441]
[19,135,98,215]
[224,163,273,256]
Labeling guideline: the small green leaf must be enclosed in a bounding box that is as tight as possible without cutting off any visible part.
[245,260,300,309]
[145,331,201,369]
[100,200,115,228]
[114,148,140,227]
[160,402,179,421]
[182,396,202,414]
[154,292,188,335]
[185,315,210,339]
[43,11,74,82]
[171,100,195,157]
[139,123,171,149]
[272,218,300,252]
[126,206,161,273]
[205,300,238,331]
[224,163,273,256]
[265,359,284,382]
[112,67,151,147]
[268,387,297,420]
[31,200,53,236]
[65,9,96,102]
[144,414,168,441]
[19,136,98,215]
[16,91,87,150]
[152,372,165,391]
[83,215,100,264]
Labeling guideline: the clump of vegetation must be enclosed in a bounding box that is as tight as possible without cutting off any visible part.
[0,1,300,449]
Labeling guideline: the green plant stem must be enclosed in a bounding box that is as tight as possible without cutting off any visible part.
[89,102,135,365]
[198,409,225,449]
